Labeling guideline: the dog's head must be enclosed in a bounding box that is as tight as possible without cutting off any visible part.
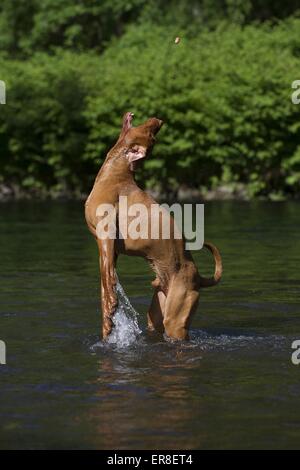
[116,112,163,171]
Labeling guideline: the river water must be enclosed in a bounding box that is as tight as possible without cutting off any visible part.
[0,201,299,449]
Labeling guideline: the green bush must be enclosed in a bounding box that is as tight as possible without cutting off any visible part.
[0,53,97,194]
[1,0,299,56]
[1,19,300,198]
[84,20,300,198]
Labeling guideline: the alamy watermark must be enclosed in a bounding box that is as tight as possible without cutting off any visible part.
[96,197,204,250]
[291,340,300,365]
[0,80,6,104]
[291,80,300,104]
[0,340,6,365]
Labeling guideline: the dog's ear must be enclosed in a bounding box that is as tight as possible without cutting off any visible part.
[126,145,147,163]
[117,112,134,144]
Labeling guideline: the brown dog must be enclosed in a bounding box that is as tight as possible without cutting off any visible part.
[85,113,222,340]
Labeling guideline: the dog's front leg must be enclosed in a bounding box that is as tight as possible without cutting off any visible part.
[97,238,118,339]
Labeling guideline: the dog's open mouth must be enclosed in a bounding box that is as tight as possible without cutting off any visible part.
[126,146,147,171]
[129,145,146,159]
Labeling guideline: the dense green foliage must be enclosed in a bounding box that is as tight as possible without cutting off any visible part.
[1,0,299,56]
[0,1,300,198]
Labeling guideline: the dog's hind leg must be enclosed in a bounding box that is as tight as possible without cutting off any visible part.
[163,275,199,341]
[147,288,166,334]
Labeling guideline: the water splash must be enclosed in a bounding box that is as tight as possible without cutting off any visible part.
[106,275,142,348]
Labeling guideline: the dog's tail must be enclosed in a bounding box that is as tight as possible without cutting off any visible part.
[198,241,222,288]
